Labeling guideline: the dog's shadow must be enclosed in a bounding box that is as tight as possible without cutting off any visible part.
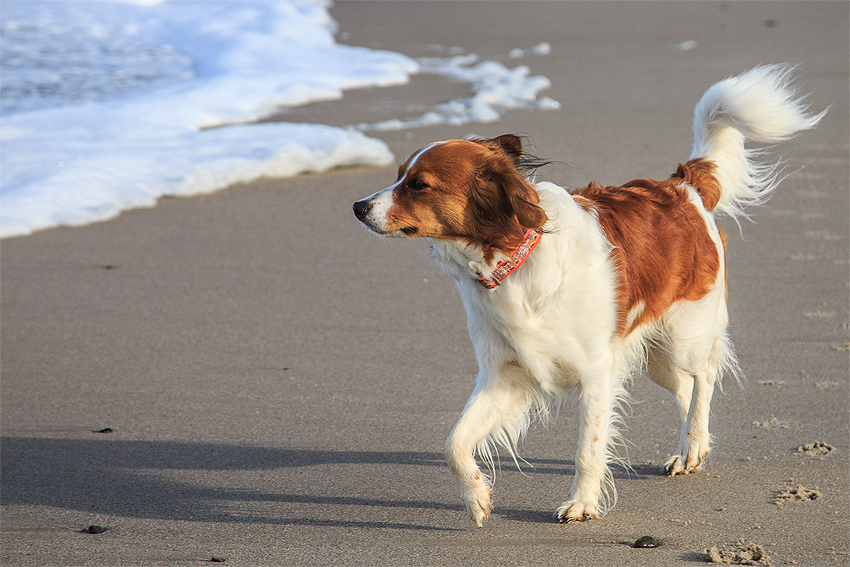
[3,436,643,530]
[1,436,460,530]
[2,436,651,530]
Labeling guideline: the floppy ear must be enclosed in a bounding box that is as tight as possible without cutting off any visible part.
[470,136,547,231]
[472,134,524,166]
[488,134,523,162]
[506,176,547,229]
[473,168,547,231]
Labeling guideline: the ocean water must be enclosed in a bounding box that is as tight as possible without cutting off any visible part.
[0,0,558,238]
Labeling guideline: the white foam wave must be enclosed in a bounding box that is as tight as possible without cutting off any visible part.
[361,54,560,131]
[0,1,558,238]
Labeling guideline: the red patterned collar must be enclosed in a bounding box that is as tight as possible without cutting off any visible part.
[475,229,542,289]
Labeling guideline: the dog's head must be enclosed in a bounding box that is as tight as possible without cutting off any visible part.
[352,135,547,261]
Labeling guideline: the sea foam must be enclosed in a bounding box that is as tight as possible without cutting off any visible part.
[0,0,557,238]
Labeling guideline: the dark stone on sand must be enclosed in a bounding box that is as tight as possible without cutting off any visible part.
[633,535,660,548]
[83,525,106,534]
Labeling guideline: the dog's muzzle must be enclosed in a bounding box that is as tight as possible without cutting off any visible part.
[354,188,397,234]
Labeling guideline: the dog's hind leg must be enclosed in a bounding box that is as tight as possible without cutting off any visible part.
[660,295,735,475]
[646,342,709,475]
[647,342,694,420]
[445,365,536,527]
[664,366,717,475]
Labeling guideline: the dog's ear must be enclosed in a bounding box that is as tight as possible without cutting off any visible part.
[506,177,547,229]
[473,169,547,231]
[468,135,546,236]
[488,134,523,162]
[472,134,524,166]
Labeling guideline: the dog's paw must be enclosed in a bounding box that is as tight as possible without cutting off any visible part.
[664,451,707,476]
[465,494,493,527]
[664,455,687,476]
[461,471,493,527]
[555,500,598,523]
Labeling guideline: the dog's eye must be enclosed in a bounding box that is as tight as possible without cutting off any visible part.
[408,178,428,191]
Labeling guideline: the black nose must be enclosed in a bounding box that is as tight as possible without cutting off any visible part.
[353,199,372,221]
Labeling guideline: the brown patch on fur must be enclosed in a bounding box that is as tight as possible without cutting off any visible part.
[384,136,547,262]
[575,170,721,336]
[673,158,721,211]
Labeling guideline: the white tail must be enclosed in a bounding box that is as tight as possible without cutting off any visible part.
[690,64,826,219]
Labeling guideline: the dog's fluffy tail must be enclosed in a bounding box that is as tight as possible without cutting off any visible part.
[690,64,826,219]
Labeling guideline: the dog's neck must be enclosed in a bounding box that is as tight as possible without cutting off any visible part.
[429,229,542,289]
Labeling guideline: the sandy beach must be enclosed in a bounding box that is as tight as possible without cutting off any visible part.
[2,2,848,565]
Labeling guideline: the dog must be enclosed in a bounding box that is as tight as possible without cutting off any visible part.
[352,65,823,526]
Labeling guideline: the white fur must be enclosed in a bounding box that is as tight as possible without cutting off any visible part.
[357,185,396,234]
[690,64,826,219]
[434,185,634,524]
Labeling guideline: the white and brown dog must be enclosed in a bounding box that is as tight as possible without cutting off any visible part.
[353,65,823,526]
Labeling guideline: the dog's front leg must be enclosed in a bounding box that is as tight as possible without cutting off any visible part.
[445,373,533,527]
[556,371,618,523]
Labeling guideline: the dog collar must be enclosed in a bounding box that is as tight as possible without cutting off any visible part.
[475,229,542,289]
